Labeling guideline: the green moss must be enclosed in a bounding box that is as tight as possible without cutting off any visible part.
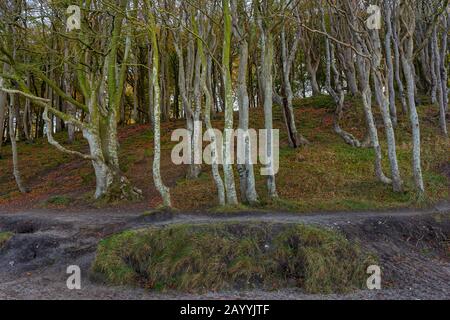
[92,231,137,285]
[92,223,376,294]
[0,232,14,248]
[294,95,335,110]
[45,195,72,206]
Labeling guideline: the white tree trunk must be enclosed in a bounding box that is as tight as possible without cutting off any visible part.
[258,14,278,199]
[9,94,28,193]
[222,0,238,205]
[401,38,425,194]
[384,3,398,126]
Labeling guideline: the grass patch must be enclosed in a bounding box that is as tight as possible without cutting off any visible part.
[0,231,14,248]
[92,223,376,294]
[44,195,72,206]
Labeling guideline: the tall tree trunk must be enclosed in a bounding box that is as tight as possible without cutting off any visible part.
[355,44,391,186]
[280,24,308,148]
[432,25,447,136]
[320,8,361,148]
[173,33,201,180]
[342,48,359,96]
[9,94,28,193]
[441,13,449,114]
[371,27,403,192]
[236,40,260,204]
[231,1,259,205]
[62,40,75,143]
[258,11,278,199]
[196,16,226,206]
[384,3,398,127]
[147,38,154,127]
[392,16,408,114]
[401,33,425,194]
[149,6,171,208]
[0,85,6,157]
[222,0,238,205]
[132,62,139,123]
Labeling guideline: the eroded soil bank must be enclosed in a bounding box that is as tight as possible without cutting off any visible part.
[0,206,449,300]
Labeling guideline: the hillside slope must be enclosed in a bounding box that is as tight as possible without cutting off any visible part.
[0,96,448,213]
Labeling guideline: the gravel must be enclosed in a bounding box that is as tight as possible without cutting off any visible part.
[0,205,449,300]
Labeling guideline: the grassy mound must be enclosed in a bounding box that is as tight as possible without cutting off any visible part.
[92,223,376,294]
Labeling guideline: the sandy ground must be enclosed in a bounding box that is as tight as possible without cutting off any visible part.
[0,204,449,300]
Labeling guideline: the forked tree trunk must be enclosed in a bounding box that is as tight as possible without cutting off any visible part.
[173,33,201,180]
[321,8,361,148]
[231,0,259,205]
[370,27,403,192]
[392,14,408,114]
[236,40,259,205]
[355,45,391,186]
[196,16,226,206]
[258,10,278,199]
[280,24,309,148]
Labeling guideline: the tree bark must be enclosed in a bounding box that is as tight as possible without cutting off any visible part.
[148,6,171,208]
[398,3,425,194]
[257,6,278,199]
[370,27,403,193]
[222,0,238,205]
[280,22,309,148]
[196,15,226,206]
[231,0,259,205]
[9,94,28,193]
[0,82,6,157]
[384,3,398,126]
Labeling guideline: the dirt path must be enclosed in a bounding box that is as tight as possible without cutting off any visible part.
[0,204,449,300]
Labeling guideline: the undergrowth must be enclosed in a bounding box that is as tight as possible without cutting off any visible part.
[92,223,377,294]
[0,231,13,248]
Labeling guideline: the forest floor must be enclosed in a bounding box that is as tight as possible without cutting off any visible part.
[0,205,449,300]
[0,95,448,214]
[0,96,448,299]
